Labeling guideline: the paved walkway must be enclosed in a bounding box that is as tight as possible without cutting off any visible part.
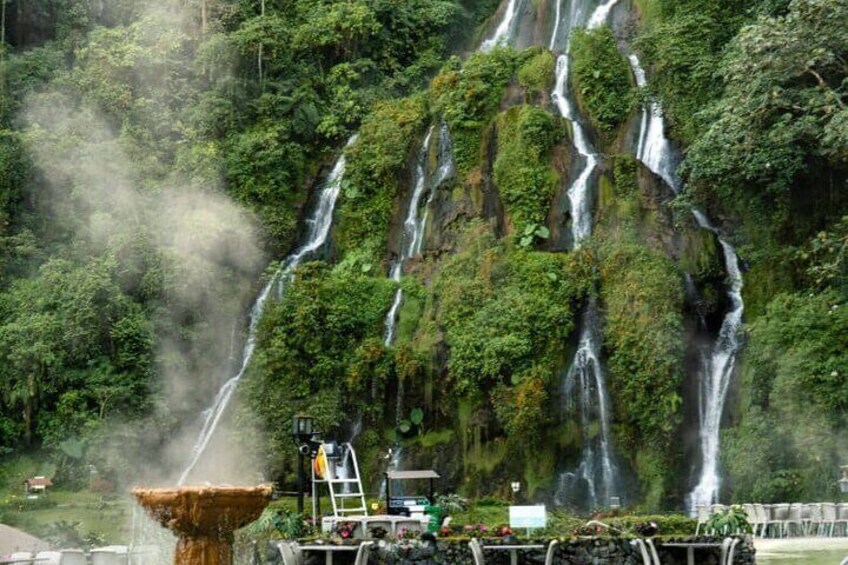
[0,524,49,556]
[755,537,848,564]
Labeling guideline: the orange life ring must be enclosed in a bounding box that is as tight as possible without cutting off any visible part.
[313,445,327,479]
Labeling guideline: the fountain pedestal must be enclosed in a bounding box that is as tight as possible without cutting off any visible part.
[133,485,272,565]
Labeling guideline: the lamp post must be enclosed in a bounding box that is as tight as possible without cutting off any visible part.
[292,414,315,514]
[511,481,520,503]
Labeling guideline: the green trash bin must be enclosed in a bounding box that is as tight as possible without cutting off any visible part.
[424,504,442,533]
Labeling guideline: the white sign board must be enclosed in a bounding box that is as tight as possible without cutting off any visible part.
[509,505,547,529]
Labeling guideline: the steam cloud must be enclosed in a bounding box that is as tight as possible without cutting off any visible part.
[21,0,266,489]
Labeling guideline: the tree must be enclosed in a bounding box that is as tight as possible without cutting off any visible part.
[684,0,848,214]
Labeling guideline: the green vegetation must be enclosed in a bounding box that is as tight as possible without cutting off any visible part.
[600,243,684,448]
[431,47,522,176]
[0,0,500,495]
[635,0,848,505]
[338,96,428,261]
[517,48,556,96]
[0,0,846,533]
[570,26,635,135]
[493,105,563,239]
[431,224,592,396]
[242,261,395,481]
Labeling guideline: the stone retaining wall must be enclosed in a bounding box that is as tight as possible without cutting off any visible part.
[284,536,755,564]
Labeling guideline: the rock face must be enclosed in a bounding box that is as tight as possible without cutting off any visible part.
[133,485,272,565]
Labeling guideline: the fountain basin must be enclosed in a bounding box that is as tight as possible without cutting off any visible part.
[133,485,272,565]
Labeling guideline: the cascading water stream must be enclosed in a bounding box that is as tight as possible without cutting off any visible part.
[382,124,455,483]
[627,53,746,509]
[177,135,357,486]
[481,0,523,51]
[687,212,745,510]
[550,0,623,508]
[383,126,435,347]
[627,54,679,190]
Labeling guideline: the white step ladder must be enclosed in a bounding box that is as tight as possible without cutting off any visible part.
[311,442,368,519]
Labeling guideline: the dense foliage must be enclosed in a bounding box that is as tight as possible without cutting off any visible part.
[638,0,848,504]
[338,95,428,261]
[242,261,395,478]
[0,0,845,516]
[570,26,635,135]
[493,105,564,239]
[431,47,523,175]
[0,0,499,485]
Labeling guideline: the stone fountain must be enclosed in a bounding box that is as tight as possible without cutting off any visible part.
[133,484,272,565]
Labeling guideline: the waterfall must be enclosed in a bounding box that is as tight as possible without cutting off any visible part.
[627,53,746,509]
[481,0,524,51]
[177,135,356,486]
[383,126,435,347]
[587,0,622,30]
[381,124,455,484]
[556,301,622,508]
[687,212,745,510]
[627,54,679,190]
[550,0,624,509]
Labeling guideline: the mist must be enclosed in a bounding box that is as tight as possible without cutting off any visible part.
[20,0,268,489]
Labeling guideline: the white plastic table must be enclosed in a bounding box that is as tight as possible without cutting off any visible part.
[662,541,724,565]
[298,544,360,565]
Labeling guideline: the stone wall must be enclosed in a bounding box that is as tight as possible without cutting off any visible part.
[279,536,756,564]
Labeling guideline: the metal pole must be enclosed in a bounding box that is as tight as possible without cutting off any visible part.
[297,452,304,514]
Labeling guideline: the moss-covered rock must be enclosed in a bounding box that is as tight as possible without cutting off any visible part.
[570,26,635,138]
[493,104,564,241]
[336,96,429,263]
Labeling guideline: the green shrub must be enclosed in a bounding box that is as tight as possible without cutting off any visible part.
[599,243,685,448]
[433,224,594,395]
[517,49,556,94]
[337,95,428,260]
[431,48,522,175]
[493,105,563,238]
[704,505,752,535]
[570,26,635,134]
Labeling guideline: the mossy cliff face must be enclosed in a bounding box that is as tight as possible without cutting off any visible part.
[244,0,848,510]
[243,39,725,507]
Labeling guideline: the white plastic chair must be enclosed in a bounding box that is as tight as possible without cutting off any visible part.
[9,552,33,565]
[469,538,485,565]
[722,537,740,565]
[353,541,374,565]
[785,503,805,537]
[544,539,559,565]
[836,503,848,536]
[630,539,651,565]
[752,503,770,537]
[771,503,790,537]
[695,505,711,535]
[821,502,838,536]
[804,503,822,537]
[275,541,303,565]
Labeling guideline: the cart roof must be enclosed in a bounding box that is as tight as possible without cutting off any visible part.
[385,470,440,480]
